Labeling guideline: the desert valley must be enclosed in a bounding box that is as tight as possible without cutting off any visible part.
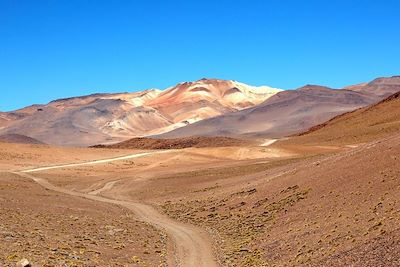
[1,76,400,266]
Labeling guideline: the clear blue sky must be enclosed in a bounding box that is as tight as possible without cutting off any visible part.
[1,0,399,111]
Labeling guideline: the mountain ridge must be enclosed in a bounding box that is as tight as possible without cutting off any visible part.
[158,76,400,140]
[2,75,399,147]
[0,78,281,146]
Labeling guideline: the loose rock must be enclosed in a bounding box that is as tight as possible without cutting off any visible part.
[16,258,31,267]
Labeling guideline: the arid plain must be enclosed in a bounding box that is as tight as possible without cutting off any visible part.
[2,133,400,266]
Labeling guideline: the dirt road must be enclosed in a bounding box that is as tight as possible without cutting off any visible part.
[14,151,218,267]
[21,150,171,173]
[260,139,277,147]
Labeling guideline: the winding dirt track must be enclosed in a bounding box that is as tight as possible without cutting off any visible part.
[13,151,218,267]
[260,139,277,147]
[21,151,170,173]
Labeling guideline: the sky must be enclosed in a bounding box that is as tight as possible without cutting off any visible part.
[0,0,399,111]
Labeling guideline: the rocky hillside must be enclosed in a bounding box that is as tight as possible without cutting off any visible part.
[0,79,281,146]
[158,76,400,139]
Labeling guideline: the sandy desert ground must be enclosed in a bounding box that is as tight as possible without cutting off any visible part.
[1,128,400,266]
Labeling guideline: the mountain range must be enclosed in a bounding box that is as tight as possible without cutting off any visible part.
[0,76,399,146]
[0,79,281,146]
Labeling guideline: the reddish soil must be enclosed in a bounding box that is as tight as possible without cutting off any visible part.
[25,130,400,266]
[160,133,400,266]
[0,172,166,266]
[92,136,254,150]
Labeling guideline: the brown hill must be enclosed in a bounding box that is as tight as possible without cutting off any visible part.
[0,133,45,144]
[345,76,400,97]
[158,84,379,139]
[92,136,253,150]
[0,112,24,128]
[288,90,400,145]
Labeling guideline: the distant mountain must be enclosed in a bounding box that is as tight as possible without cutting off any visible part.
[142,79,281,135]
[158,76,400,139]
[0,112,24,128]
[345,76,400,97]
[2,76,398,147]
[0,79,281,146]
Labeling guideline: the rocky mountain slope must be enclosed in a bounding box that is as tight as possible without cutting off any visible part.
[0,79,281,146]
[345,75,400,97]
[2,76,399,147]
[159,76,400,139]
